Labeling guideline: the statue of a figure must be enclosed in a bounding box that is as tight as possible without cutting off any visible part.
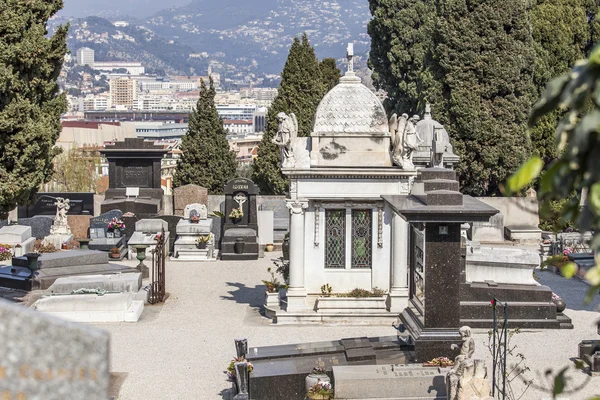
[432,126,448,167]
[389,113,423,170]
[50,197,71,235]
[272,112,298,168]
[447,326,477,400]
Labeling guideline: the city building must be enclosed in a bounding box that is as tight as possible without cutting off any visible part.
[109,77,138,109]
[229,133,263,165]
[223,119,254,135]
[93,62,145,75]
[76,47,95,66]
[134,122,188,140]
[216,104,257,121]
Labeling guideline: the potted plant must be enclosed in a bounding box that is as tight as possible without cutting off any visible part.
[229,208,244,222]
[196,235,210,249]
[109,247,121,259]
[316,287,388,313]
[107,217,125,237]
[306,380,333,400]
[0,244,13,261]
[305,366,330,394]
[262,267,284,308]
[423,356,454,368]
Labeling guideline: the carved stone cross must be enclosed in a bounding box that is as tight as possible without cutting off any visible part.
[234,193,247,209]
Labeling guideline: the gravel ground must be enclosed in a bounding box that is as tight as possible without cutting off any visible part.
[92,256,600,400]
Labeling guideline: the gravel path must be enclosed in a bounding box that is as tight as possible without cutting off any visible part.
[94,256,600,399]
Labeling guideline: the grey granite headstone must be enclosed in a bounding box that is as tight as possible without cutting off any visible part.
[17,216,54,239]
[135,218,168,233]
[0,298,109,399]
[90,210,123,236]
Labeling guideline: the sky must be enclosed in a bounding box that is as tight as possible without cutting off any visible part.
[60,0,191,18]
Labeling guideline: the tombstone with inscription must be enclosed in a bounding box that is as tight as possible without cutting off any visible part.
[0,298,110,399]
[88,210,128,260]
[100,138,169,216]
[220,178,259,260]
[383,168,498,362]
[172,203,215,260]
[18,192,94,218]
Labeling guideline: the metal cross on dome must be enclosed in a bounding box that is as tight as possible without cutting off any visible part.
[346,43,354,73]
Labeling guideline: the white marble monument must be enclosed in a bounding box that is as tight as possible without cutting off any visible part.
[0,225,35,257]
[44,197,74,248]
[127,219,170,260]
[172,203,215,261]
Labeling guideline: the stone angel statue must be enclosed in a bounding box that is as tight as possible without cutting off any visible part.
[389,113,422,170]
[272,112,298,168]
[389,113,408,167]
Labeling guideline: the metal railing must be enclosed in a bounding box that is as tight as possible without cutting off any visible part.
[148,227,166,304]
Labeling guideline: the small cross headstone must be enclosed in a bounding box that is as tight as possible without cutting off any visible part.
[235,338,248,358]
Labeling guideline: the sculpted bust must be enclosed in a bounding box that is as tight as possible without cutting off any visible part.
[272,112,298,168]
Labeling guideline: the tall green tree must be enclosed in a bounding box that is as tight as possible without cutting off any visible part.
[173,78,237,194]
[530,0,594,165]
[319,58,341,93]
[367,0,438,115]
[433,0,537,196]
[52,147,100,193]
[252,34,324,194]
[0,0,68,217]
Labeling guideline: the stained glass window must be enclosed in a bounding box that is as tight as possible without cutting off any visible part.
[325,209,345,268]
[351,209,372,268]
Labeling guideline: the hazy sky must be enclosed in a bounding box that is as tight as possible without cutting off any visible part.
[60,0,191,18]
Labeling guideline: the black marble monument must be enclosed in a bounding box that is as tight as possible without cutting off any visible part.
[383,167,498,362]
[220,178,259,260]
[100,138,168,216]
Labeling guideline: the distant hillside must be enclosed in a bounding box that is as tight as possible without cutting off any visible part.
[145,0,371,74]
[63,17,208,76]
[60,0,189,19]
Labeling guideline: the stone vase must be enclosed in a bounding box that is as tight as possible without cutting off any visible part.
[265,244,274,252]
[196,241,207,250]
[305,374,330,396]
[24,253,41,272]
[265,292,279,308]
[234,238,245,254]
[554,298,566,313]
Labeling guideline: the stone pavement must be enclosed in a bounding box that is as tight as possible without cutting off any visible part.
[89,256,599,399]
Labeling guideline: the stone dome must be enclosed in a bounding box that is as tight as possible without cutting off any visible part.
[312,72,388,135]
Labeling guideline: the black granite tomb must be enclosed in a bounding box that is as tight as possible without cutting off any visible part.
[220,178,259,260]
[383,167,498,362]
[18,193,94,218]
[100,138,168,216]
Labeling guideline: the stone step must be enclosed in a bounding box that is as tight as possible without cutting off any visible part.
[460,301,557,320]
[461,317,571,329]
[423,179,460,192]
[460,282,552,302]
[426,190,463,206]
[420,167,457,182]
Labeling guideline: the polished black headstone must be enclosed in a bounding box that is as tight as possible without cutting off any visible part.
[18,193,94,218]
[90,210,123,237]
[17,216,54,239]
[221,178,259,260]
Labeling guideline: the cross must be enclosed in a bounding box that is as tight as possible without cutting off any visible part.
[234,193,247,209]
[346,43,354,73]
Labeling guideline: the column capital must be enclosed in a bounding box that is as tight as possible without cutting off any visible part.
[286,200,308,215]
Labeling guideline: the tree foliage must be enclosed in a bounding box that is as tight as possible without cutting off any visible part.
[51,147,100,193]
[319,58,341,93]
[252,34,325,194]
[173,78,237,194]
[0,0,68,217]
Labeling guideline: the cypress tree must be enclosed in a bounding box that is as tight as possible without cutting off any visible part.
[252,34,324,194]
[319,58,341,93]
[434,0,537,196]
[367,0,438,115]
[0,0,68,217]
[173,78,237,194]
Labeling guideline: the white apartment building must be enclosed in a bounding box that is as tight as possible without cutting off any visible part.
[93,62,145,75]
[83,94,109,111]
[109,77,138,108]
[140,80,198,92]
[76,47,95,66]
[223,119,254,135]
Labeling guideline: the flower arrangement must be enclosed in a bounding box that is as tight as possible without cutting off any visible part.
[262,267,284,293]
[107,217,125,231]
[32,240,58,253]
[307,380,334,399]
[110,247,121,255]
[229,208,244,219]
[226,356,253,382]
[0,244,12,261]
[320,283,333,296]
[424,357,454,367]
[190,214,200,223]
[563,247,574,256]
[196,235,210,244]
[311,366,327,375]
[336,287,387,298]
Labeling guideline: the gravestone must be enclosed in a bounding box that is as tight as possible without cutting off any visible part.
[89,210,127,259]
[90,210,124,238]
[172,204,215,261]
[128,219,169,260]
[67,215,93,240]
[0,225,35,256]
[18,192,94,218]
[0,298,109,399]
[384,168,498,362]
[153,215,182,254]
[220,178,259,260]
[17,216,54,239]
[100,138,168,216]
[174,184,208,216]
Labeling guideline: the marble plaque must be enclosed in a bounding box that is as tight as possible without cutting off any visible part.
[412,225,425,311]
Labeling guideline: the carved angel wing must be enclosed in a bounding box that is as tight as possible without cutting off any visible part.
[290,113,298,143]
[395,114,408,151]
[388,113,398,146]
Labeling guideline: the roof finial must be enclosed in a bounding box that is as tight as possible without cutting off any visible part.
[346,43,354,73]
[424,103,432,120]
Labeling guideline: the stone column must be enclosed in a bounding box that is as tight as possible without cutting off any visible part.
[286,200,308,312]
[388,213,409,312]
